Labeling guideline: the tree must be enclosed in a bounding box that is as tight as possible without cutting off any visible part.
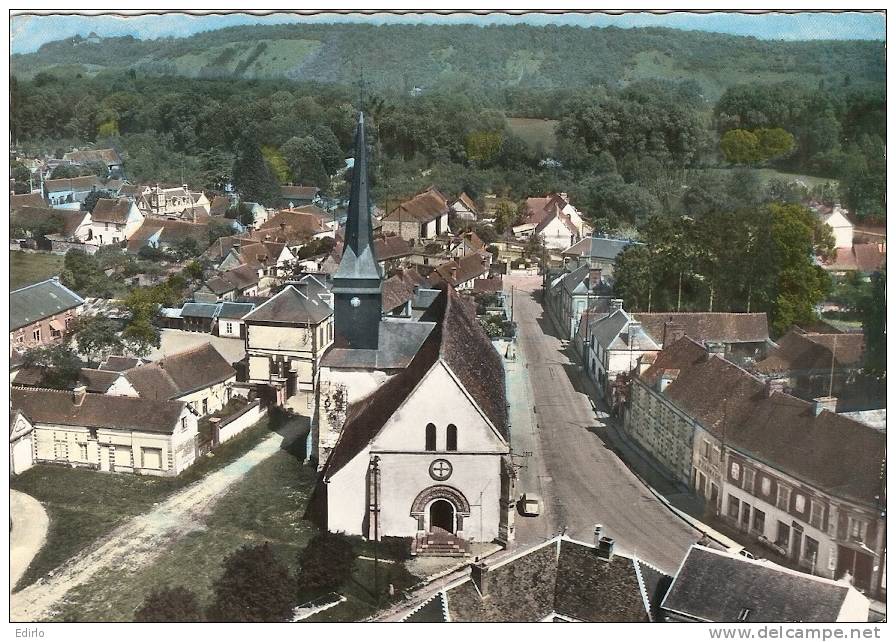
[60,249,118,298]
[755,127,796,160]
[184,260,205,281]
[859,270,886,379]
[232,135,281,207]
[22,345,82,389]
[295,533,357,599]
[720,129,760,165]
[208,219,235,246]
[207,543,294,622]
[68,315,124,365]
[135,586,204,622]
[493,201,518,235]
[121,312,160,358]
[767,203,832,334]
[82,189,116,213]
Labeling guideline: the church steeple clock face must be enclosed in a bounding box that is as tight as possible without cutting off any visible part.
[350,296,361,308]
[429,459,453,481]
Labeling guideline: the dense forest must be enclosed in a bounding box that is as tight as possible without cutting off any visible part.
[12,23,885,100]
[9,23,886,225]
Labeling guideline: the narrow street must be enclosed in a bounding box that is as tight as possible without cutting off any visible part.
[505,275,701,573]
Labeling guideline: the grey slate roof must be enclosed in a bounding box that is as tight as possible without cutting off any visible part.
[321,318,435,370]
[587,310,661,351]
[10,278,84,331]
[242,285,332,325]
[181,302,220,319]
[563,234,642,260]
[408,537,666,622]
[217,302,256,319]
[661,546,854,622]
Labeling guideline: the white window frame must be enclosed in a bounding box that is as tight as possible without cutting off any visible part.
[795,494,806,513]
[809,500,823,530]
[731,461,740,481]
[777,485,791,511]
[761,477,772,496]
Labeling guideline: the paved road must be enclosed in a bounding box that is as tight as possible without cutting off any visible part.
[10,490,50,591]
[11,419,303,622]
[505,275,701,573]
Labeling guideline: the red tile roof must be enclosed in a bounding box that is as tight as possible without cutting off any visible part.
[383,186,450,223]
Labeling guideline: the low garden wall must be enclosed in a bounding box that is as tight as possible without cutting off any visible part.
[216,400,267,445]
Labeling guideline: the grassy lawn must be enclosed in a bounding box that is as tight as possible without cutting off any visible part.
[48,435,420,622]
[507,117,558,154]
[10,251,66,289]
[50,443,318,622]
[11,412,293,590]
[711,167,838,190]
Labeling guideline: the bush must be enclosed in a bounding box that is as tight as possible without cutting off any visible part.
[295,532,357,599]
[206,542,294,622]
[135,585,203,622]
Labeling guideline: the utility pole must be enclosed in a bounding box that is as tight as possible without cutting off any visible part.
[510,285,515,323]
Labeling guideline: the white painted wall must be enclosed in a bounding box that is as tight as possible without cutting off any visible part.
[326,361,508,541]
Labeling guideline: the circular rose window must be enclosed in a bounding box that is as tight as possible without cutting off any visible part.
[429,459,453,481]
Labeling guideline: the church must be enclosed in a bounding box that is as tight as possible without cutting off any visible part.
[308,113,515,553]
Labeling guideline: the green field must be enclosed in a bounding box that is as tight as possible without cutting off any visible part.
[712,167,838,190]
[507,117,558,154]
[10,251,66,290]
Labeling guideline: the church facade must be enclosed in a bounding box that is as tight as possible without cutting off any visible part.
[308,112,515,550]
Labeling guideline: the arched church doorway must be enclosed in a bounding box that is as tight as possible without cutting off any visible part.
[429,499,455,533]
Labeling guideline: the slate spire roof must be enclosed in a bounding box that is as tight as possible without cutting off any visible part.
[333,112,382,286]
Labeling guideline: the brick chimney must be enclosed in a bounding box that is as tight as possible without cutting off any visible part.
[589,268,603,290]
[596,536,615,561]
[764,378,785,398]
[470,560,490,596]
[663,321,685,346]
[593,524,604,547]
[450,266,458,281]
[812,396,838,416]
[610,298,624,313]
[72,384,87,406]
[628,321,642,339]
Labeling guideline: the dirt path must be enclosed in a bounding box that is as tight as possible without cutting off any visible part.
[10,421,301,622]
[10,490,50,591]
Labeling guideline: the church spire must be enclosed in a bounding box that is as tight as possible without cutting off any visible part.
[331,112,383,350]
[341,112,375,263]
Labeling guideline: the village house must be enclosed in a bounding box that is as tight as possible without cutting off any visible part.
[44,175,104,208]
[134,184,210,220]
[813,203,855,249]
[381,186,451,242]
[579,303,662,406]
[77,368,140,396]
[62,148,123,175]
[819,243,886,276]
[216,302,256,339]
[427,251,493,291]
[10,206,93,244]
[208,194,232,217]
[310,114,514,552]
[751,328,868,408]
[628,337,886,598]
[398,533,666,622]
[87,198,145,246]
[121,343,236,418]
[561,233,642,276]
[10,191,48,209]
[523,193,591,250]
[99,355,148,371]
[10,278,84,353]
[195,264,272,302]
[11,386,199,476]
[632,312,771,363]
[545,264,613,340]
[660,545,870,622]
[280,185,321,209]
[449,192,480,223]
[242,277,334,405]
[382,269,429,318]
